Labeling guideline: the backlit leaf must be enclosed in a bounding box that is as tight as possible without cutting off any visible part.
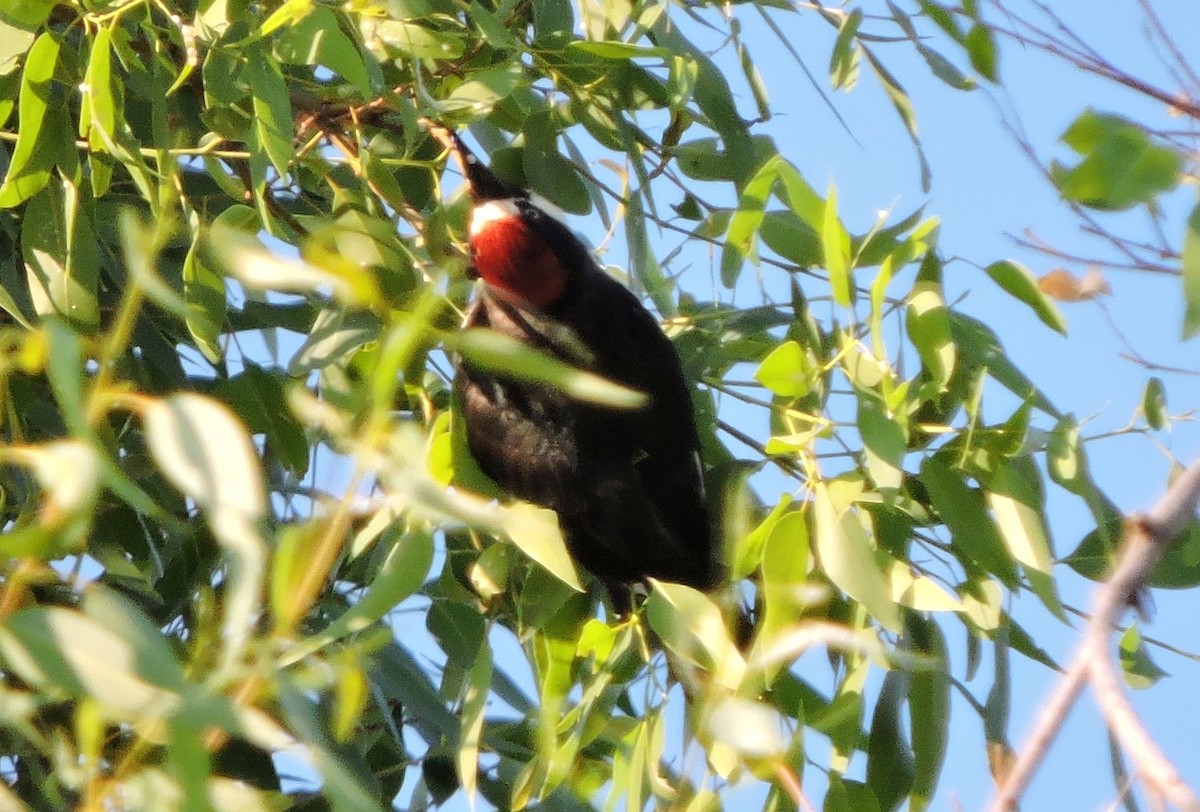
[814,480,902,632]
[1051,110,1181,211]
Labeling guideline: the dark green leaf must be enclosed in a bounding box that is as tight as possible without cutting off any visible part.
[23,179,100,332]
[1142,377,1166,429]
[920,456,1018,587]
[906,616,949,811]
[245,55,293,179]
[866,671,914,812]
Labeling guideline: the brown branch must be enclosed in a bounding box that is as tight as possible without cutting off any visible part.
[989,459,1200,812]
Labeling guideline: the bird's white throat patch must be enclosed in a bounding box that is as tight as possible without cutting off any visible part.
[469,199,521,238]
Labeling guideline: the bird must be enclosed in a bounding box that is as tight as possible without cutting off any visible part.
[435,127,722,609]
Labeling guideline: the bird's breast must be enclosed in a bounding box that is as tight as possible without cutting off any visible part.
[470,206,567,308]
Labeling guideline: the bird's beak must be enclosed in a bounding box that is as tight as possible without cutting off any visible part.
[425,122,516,202]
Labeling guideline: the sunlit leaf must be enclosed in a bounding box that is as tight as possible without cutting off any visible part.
[814,480,902,632]
[453,328,648,409]
[1182,202,1200,339]
[984,458,1063,620]
[1118,624,1168,690]
[0,32,60,207]
[0,607,181,716]
[754,339,811,397]
[144,394,267,669]
[984,261,1067,334]
[645,581,744,690]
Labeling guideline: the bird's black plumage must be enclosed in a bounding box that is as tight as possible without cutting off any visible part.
[445,132,721,598]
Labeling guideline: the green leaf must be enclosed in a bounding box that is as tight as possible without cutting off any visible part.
[965,23,998,82]
[277,680,382,809]
[427,600,486,669]
[949,313,1058,417]
[22,178,101,332]
[245,55,293,180]
[0,31,59,207]
[1068,515,1200,590]
[826,777,882,812]
[866,671,914,811]
[920,456,1018,587]
[457,638,492,805]
[907,253,955,391]
[501,503,584,592]
[446,64,523,114]
[983,261,1067,334]
[757,510,812,654]
[0,0,56,30]
[1051,110,1182,211]
[144,393,267,669]
[760,210,821,267]
[906,616,949,811]
[863,47,930,191]
[365,20,465,60]
[720,155,779,287]
[829,8,862,90]
[983,457,1063,620]
[183,220,227,363]
[213,364,309,475]
[452,328,648,410]
[81,28,119,183]
[814,480,902,632]
[823,182,853,306]
[0,607,181,716]
[1118,624,1168,690]
[645,581,744,690]
[533,0,573,41]
[858,396,906,493]
[288,308,380,376]
[754,339,811,397]
[1142,377,1166,429]
[523,143,589,215]
[274,7,372,94]
[625,192,675,316]
[1182,202,1200,339]
[568,41,667,59]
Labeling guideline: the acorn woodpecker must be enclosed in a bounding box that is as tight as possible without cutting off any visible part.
[438,129,721,606]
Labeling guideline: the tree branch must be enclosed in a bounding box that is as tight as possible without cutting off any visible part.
[989,458,1200,812]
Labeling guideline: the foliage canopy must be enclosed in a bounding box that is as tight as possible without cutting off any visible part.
[0,0,1196,809]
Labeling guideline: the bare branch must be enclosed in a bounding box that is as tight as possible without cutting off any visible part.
[989,458,1200,812]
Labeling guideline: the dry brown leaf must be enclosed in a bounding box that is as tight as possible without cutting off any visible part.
[1037,266,1111,302]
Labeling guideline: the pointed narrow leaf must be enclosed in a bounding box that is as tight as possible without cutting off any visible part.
[1182,203,1200,339]
[984,261,1067,334]
[454,329,648,409]
[814,481,902,631]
